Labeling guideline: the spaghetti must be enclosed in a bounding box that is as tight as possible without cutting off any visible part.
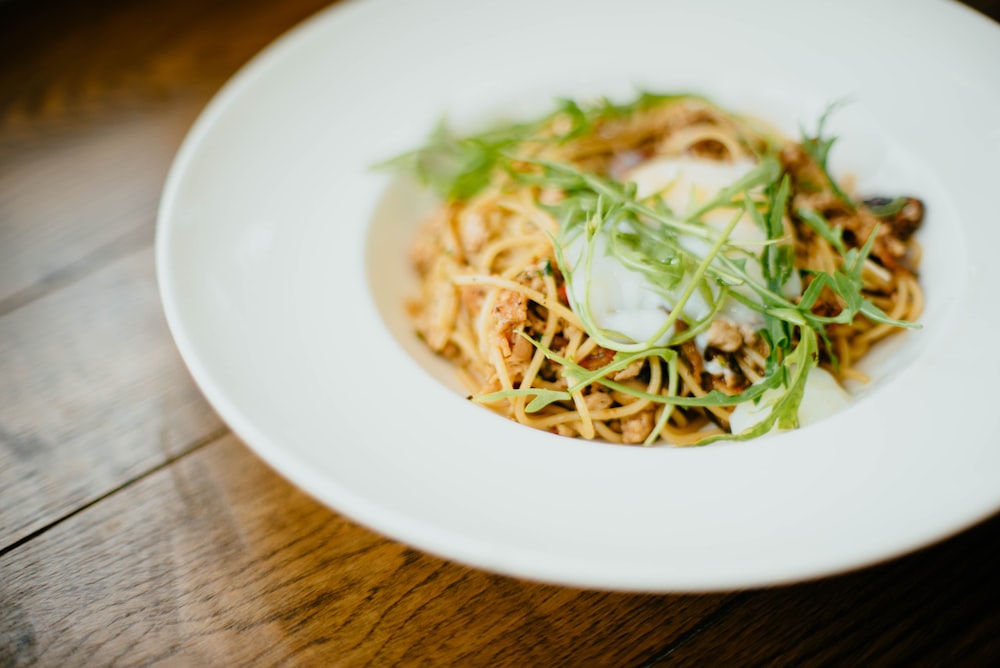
[396,93,924,445]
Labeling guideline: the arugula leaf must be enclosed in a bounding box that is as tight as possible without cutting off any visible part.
[800,101,855,209]
[472,387,573,412]
[378,117,535,200]
[796,206,847,254]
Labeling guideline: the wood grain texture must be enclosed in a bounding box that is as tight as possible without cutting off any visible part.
[4,431,996,666]
[0,0,335,122]
[0,105,196,308]
[0,0,330,547]
[660,516,1000,666]
[0,246,223,547]
[0,0,333,305]
[0,434,731,667]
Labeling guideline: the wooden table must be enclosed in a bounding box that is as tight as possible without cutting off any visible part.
[2,1,999,664]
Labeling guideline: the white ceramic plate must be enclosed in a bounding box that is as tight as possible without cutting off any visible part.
[157,0,1000,591]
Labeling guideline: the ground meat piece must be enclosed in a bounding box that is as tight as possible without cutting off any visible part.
[521,268,546,294]
[578,346,616,371]
[460,285,486,318]
[779,143,808,171]
[488,289,528,357]
[584,391,614,411]
[864,196,925,241]
[456,210,489,254]
[705,318,743,353]
[410,213,447,274]
[779,144,825,189]
[554,423,576,438]
[739,324,761,347]
[612,359,644,381]
[688,138,729,160]
[411,204,463,273]
[620,410,654,444]
[894,198,925,240]
[678,339,704,379]
[416,278,457,353]
[508,334,534,370]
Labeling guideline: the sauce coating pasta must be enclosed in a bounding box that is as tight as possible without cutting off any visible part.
[396,93,923,445]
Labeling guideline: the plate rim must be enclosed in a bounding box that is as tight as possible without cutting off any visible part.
[156,0,1000,592]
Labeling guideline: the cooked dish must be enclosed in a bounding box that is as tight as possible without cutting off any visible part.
[390,93,924,445]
